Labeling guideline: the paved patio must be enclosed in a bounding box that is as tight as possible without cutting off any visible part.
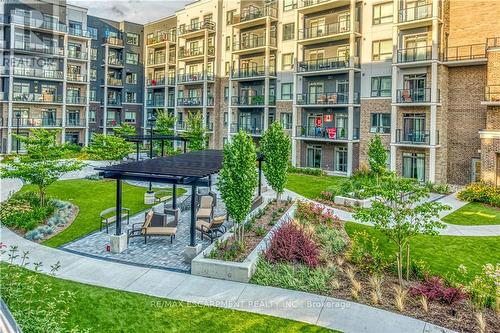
[61,191,229,272]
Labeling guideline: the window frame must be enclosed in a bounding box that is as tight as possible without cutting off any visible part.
[282,23,295,41]
[281,83,293,100]
[126,32,139,46]
[282,53,294,70]
[372,39,393,61]
[372,2,393,25]
[371,76,392,97]
[370,113,391,134]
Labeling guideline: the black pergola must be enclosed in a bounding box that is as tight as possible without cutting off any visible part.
[124,135,189,159]
[96,150,223,246]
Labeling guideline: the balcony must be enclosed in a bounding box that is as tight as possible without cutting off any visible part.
[178,21,216,38]
[296,92,353,106]
[483,85,500,105]
[232,36,276,54]
[68,50,88,61]
[105,78,124,87]
[66,96,87,105]
[13,42,64,56]
[178,46,215,60]
[103,37,124,48]
[67,73,87,83]
[11,14,66,33]
[230,122,264,135]
[107,58,124,67]
[17,118,63,127]
[106,99,123,107]
[444,43,487,65]
[397,46,433,64]
[177,97,203,107]
[0,92,7,101]
[147,56,166,66]
[147,99,165,108]
[295,125,358,141]
[101,119,122,127]
[0,40,8,50]
[232,66,276,79]
[13,93,63,104]
[68,28,91,39]
[146,77,175,87]
[232,95,276,106]
[177,72,214,84]
[395,129,438,145]
[147,33,175,45]
[231,4,278,29]
[398,3,435,28]
[66,118,85,127]
[297,56,356,74]
[298,0,350,14]
[396,88,434,104]
[13,67,64,80]
[298,21,357,44]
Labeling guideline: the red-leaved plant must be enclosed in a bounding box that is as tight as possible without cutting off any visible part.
[264,219,320,268]
[295,201,341,226]
[410,276,466,305]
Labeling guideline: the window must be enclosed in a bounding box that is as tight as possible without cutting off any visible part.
[127,33,139,46]
[224,112,228,126]
[370,113,391,134]
[89,110,96,123]
[226,10,236,25]
[125,92,137,103]
[125,111,136,123]
[90,68,97,81]
[282,53,294,70]
[280,113,292,129]
[225,62,230,76]
[224,87,229,101]
[307,145,322,168]
[226,36,231,51]
[372,39,393,61]
[90,48,97,60]
[126,72,137,84]
[281,83,293,100]
[373,2,393,25]
[283,23,295,41]
[371,76,392,97]
[88,27,97,40]
[90,89,97,101]
[126,52,139,65]
[335,147,348,172]
[402,153,425,181]
[283,0,297,11]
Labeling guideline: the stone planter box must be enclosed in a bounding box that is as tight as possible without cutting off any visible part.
[191,202,297,283]
[334,195,373,208]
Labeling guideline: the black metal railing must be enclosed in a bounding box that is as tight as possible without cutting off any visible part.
[13,93,63,103]
[178,46,215,58]
[296,92,352,105]
[66,118,85,126]
[445,43,487,62]
[299,20,354,40]
[230,122,264,135]
[177,72,214,83]
[103,37,124,46]
[18,118,63,127]
[397,46,432,63]
[178,21,216,35]
[395,129,438,145]
[147,32,175,45]
[399,3,433,23]
[146,77,175,86]
[107,58,124,66]
[232,95,276,106]
[297,56,355,72]
[485,85,500,102]
[233,35,277,51]
[486,37,500,49]
[66,96,87,104]
[14,42,65,56]
[396,88,433,103]
[13,67,64,80]
[232,66,276,78]
[147,55,165,65]
[240,5,278,22]
[67,73,87,82]
[296,125,357,140]
[11,14,66,32]
[147,99,165,107]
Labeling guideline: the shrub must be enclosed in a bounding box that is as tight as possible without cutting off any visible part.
[348,231,389,274]
[295,201,340,226]
[425,181,451,195]
[288,165,325,176]
[457,182,500,207]
[337,169,380,199]
[264,220,320,269]
[315,225,348,259]
[410,276,466,305]
[456,263,499,310]
[0,192,55,232]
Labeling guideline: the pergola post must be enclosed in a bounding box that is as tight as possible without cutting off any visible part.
[190,183,197,246]
[161,140,165,156]
[258,159,262,196]
[172,183,177,209]
[136,142,140,160]
[110,178,127,253]
[183,140,187,153]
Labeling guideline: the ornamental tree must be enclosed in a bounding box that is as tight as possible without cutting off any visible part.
[154,111,176,155]
[183,113,206,151]
[1,129,82,206]
[354,174,450,286]
[217,131,258,243]
[113,123,137,137]
[85,134,132,161]
[367,135,387,175]
[260,122,291,201]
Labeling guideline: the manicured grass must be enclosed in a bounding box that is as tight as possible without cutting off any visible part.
[0,264,334,333]
[442,202,500,226]
[345,222,500,278]
[286,173,346,199]
[20,179,185,248]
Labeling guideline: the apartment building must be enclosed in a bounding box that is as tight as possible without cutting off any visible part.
[1,0,500,187]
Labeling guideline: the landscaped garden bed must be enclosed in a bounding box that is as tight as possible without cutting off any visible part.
[251,200,499,333]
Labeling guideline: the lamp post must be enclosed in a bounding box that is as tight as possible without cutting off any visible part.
[15,113,21,154]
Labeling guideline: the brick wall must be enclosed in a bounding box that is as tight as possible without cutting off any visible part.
[359,99,391,169]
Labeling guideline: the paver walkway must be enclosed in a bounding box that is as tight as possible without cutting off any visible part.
[283,189,500,237]
[0,227,453,333]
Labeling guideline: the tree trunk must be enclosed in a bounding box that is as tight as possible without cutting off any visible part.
[38,186,45,207]
[397,245,403,286]
[406,243,411,281]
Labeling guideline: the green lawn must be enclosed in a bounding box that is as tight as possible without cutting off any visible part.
[285,173,500,278]
[286,173,346,199]
[0,264,333,333]
[20,179,185,248]
[442,202,500,226]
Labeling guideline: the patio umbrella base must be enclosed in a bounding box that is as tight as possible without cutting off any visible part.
[182,244,202,262]
[110,233,128,253]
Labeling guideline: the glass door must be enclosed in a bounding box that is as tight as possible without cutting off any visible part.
[402,152,425,181]
[337,80,349,103]
[338,12,350,33]
[404,34,428,61]
[335,113,348,139]
[309,18,325,38]
[335,147,348,172]
[67,110,80,126]
[42,109,56,126]
[403,74,426,102]
[308,82,324,104]
[239,112,252,132]
[403,113,426,143]
[307,145,322,168]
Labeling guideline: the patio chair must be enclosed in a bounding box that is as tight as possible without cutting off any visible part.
[196,215,226,242]
[100,207,130,233]
[128,208,179,244]
[196,192,216,222]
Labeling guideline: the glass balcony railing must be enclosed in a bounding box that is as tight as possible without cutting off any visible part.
[106,78,123,86]
[68,28,91,38]
[177,72,214,83]
[295,125,357,140]
[396,88,434,103]
[395,129,437,145]
[177,97,203,106]
[232,66,276,78]
[14,42,64,56]
[101,119,122,127]
[11,14,67,32]
[230,122,264,135]
[17,118,63,127]
[103,37,124,47]
[147,99,165,107]
[67,73,87,82]
[13,67,64,80]
[296,92,354,105]
[146,77,176,86]
[297,56,356,72]
[66,118,85,126]
[68,50,88,60]
[107,58,124,66]
[399,3,433,23]
[106,99,122,107]
[13,93,63,103]
[178,21,216,35]
[299,20,355,40]
[66,96,87,104]
[397,46,433,63]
